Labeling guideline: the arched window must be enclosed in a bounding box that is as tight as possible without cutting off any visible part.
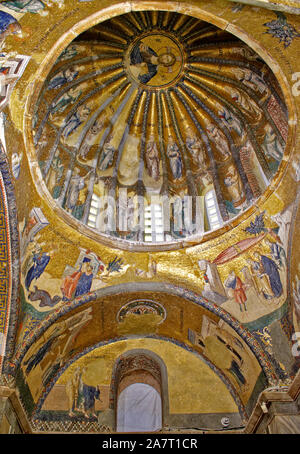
[117,383,162,433]
[144,203,164,242]
[205,190,222,230]
[87,193,99,228]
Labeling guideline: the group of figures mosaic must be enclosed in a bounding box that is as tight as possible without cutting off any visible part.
[19,208,126,316]
[0,8,290,245]
[197,206,292,324]
[0,2,299,435]
[17,202,291,345]
[29,11,289,244]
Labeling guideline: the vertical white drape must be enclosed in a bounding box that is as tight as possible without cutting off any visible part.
[117,383,162,433]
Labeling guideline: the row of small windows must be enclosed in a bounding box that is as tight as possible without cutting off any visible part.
[87,194,99,229]
[87,189,222,242]
[205,190,222,230]
[144,204,164,243]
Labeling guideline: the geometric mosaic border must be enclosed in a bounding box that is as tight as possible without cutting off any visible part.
[0,145,20,373]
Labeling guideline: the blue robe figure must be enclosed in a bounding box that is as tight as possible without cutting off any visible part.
[260,254,283,298]
[47,68,78,90]
[50,88,82,115]
[62,105,90,139]
[24,328,62,374]
[63,111,82,138]
[74,258,94,298]
[1,1,45,13]
[25,252,50,290]
[24,337,53,374]
[167,140,183,179]
[228,360,246,388]
[82,383,101,417]
[269,241,286,268]
[0,10,21,45]
[130,42,158,84]
[219,108,243,136]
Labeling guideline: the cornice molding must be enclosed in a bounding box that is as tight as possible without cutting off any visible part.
[244,368,300,433]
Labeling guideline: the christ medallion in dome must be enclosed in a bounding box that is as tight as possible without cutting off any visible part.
[126,33,184,88]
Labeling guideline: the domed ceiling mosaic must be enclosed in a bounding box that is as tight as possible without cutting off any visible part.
[33,10,288,246]
[1,0,300,436]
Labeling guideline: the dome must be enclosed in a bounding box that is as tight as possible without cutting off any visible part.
[32,10,288,248]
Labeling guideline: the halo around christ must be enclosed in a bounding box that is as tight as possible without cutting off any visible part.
[126,33,184,88]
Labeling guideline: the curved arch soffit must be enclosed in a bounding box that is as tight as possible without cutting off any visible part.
[12,281,277,385]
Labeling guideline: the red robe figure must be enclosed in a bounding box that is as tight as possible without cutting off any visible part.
[225,271,247,312]
[61,258,93,301]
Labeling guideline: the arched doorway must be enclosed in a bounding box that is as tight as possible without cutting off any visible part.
[117,382,162,433]
[110,350,168,433]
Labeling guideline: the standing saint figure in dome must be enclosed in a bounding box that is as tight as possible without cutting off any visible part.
[64,168,91,215]
[62,104,90,140]
[79,116,105,160]
[98,134,116,171]
[185,127,207,169]
[48,66,79,91]
[234,68,270,101]
[224,164,245,208]
[261,124,284,164]
[145,135,160,180]
[167,135,183,180]
[206,123,231,160]
[50,86,82,116]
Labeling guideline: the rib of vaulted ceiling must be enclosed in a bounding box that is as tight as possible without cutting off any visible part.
[0,0,299,434]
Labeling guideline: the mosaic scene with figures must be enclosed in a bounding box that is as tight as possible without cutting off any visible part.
[0,0,300,436]
[33,10,288,245]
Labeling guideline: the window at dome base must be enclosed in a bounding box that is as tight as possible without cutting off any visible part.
[32,10,288,246]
